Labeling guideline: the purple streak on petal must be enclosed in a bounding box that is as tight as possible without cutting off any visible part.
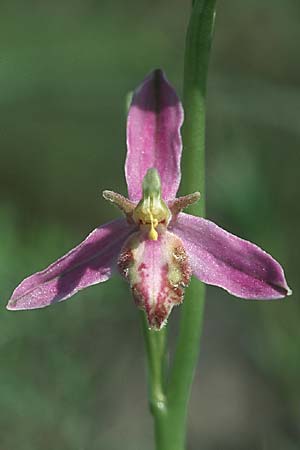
[173,213,291,299]
[7,219,134,310]
[125,69,183,202]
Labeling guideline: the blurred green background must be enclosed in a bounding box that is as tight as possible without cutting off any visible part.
[0,1,299,449]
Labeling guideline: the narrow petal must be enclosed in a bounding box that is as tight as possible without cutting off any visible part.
[7,219,134,310]
[173,213,291,299]
[118,231,191,329]
[126,69,183,202]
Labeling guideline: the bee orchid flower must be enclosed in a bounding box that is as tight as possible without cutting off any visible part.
[7,70,291,329]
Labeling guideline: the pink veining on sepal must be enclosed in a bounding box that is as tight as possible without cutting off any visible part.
[125,69,183,202]
[7,219,134,310]
[118,230,191,329]
[173,213,291,299]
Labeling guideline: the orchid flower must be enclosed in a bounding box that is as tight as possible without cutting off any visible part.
[7,69,291,330]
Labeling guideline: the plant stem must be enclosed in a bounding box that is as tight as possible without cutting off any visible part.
[140,312,169,447]
[166,1,217,447]
[141,1,216,449]
[181,0,216,215]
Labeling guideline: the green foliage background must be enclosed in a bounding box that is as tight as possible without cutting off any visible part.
[0,1,299,449]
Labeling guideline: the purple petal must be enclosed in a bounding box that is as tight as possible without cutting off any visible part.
[173,213,291,299]
[125,69,183,202]
[7,219,134,310]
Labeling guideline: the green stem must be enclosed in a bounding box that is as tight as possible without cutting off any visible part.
[141,1,216,449]
[166,1,217,447]
[140,313,169,447]
[181,0,216,215]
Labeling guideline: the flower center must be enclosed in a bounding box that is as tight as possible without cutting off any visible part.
[133,168,171,241]
[103,168,200,241]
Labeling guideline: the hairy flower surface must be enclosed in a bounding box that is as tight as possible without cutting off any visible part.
[7,70,291,329]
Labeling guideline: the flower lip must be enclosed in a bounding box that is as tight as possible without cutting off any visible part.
[118,229,192,330]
